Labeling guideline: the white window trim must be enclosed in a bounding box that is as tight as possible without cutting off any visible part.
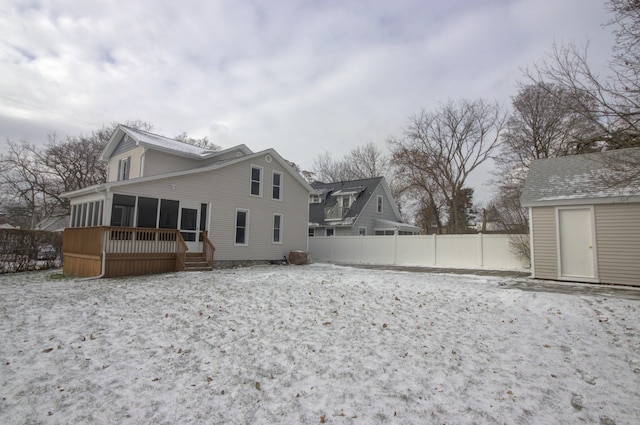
[234,208,250,246]
[377,195,383,213]
[272,171,283,201]
[250,165,263,197]
[273,213,283,244]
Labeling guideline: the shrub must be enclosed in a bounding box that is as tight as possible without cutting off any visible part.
[0,229,63,273]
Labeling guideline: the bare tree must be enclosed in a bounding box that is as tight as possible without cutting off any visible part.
[390,99,506,234]
[529,42,639,149]
[500,82,600,169]
[174,132,221,150]
[489,82,601,234]
[528,2,640,144]
[311,152,349,182]
[524,0,640,185]
[312,142,390,182]
[0,141,53,228]
[0,121,154,228]
[343,143,390,180]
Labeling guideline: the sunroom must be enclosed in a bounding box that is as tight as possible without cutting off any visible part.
[64,190,214,278]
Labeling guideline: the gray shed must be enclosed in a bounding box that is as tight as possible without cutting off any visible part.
[521,148,640,286]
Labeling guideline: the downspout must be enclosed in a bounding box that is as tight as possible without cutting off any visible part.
[78,250,106,281]
[528,206,535,278]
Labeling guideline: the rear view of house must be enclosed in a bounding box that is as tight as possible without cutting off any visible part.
[63,125,312,278]
[521,149,640,286]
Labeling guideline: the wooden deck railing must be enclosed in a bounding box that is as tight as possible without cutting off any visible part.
[202,231,216,267]
[64,226,189,278]
[175,235,187,272]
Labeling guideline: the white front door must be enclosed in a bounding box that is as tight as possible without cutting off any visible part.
[179,204,202,252]
[557,207,596,280]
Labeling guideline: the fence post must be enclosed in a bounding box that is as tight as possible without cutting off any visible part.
[478,232,484,268]
[393,231,398,265]
[432,234,437,266]
[330,236,335,263]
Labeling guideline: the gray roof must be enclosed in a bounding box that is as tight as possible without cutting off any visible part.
[310,177,384,226]
[520,148,640,207]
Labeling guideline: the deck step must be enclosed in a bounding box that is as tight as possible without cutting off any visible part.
[184,253,213,271]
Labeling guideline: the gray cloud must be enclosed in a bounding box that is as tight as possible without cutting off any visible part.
[0,0,614,201]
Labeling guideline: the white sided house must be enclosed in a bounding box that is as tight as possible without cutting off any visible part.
[521,148,640,286]
[63,125,312,277]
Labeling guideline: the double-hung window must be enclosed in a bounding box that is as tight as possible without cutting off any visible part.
[272,171,282,200]
[117,156,131,181]
[235,209,249,245]
[250,166,262,196]
[273,214,283,243]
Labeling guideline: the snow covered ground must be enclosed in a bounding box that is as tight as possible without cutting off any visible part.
[1,264,639,424]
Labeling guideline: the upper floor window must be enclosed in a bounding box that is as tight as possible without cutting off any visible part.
[341,195,352,209]
[310,194,322,203]
[377,195,383,213]
[250,166,262,196]
[272,171,282,200]
[117,156,131,181]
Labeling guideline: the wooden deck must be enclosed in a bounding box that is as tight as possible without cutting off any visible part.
[63,227,214,278]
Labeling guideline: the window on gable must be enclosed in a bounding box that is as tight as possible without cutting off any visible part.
[272,172,282,200]
[250,166,262,196]
[117,156,131,181]
[235,209,249,245]
[273,214,282,243]
[377,195,383,213]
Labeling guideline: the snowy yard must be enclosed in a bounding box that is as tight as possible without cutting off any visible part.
[1,264,639,424]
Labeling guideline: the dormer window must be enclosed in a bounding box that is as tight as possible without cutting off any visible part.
[341,195,352,209]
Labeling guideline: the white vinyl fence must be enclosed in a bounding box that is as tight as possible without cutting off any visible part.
[309,234,530,270]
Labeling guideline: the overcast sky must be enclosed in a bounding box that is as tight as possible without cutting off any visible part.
[1,0,614,202]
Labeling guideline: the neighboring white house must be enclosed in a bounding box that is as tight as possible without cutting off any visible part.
[521,148,640,286]
[308,177,420,236]
[63,125,313,265]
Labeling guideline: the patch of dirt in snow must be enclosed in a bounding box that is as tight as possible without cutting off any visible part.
[0,265,639,424]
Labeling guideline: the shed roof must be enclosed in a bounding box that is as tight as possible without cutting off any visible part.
[520,148,640,207]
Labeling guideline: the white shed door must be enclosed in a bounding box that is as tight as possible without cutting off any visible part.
[558,208,595,279]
